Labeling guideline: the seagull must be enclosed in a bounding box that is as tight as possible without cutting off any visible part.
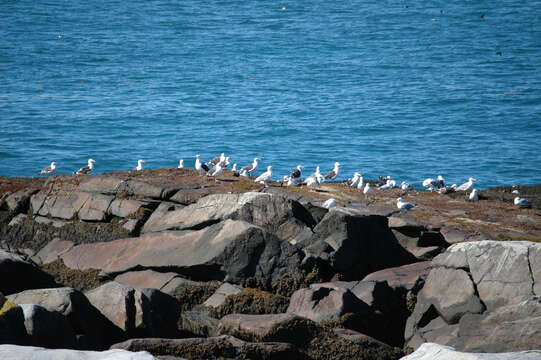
[208,153,225,166]
[135,160,145,171]
[75,159,95,175]
[255,165,272,187]
[304,166,322,187]
[207,162,224,180]
[401,181,413,190]
[39,162,57,175]
[178,160,184,168]
[514,197,531,208]
[456,177,476,191]
[349,172,361,188]
[379,179,396,190]
[363,183,373,195]
[422,178,438,191]
[437,175,446,188]
[397,197,416,210]
[323,162,340,181]
[322,198,336,209]
[240,169,248,177]
[240,157,260,175]
[356,174,364,190]
[289,165,304,184]
[195,155,210,172]
[469,189,479,201]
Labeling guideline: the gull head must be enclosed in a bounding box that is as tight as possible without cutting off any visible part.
[88,159,96,163]
[267,165,272,171]
[397,197,403,202]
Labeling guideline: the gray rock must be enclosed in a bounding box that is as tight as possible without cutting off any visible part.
[401,342,541,360]
[287,285,369,322]
[32,238,74,264]
[217,313,304,341]
[109,199,146,218]
[142,202,185,233]
[5,188,39,214]
[78,193,114,221]
[114,270,201,297]
[8,214,27,227]
[60,220,304,284]
[7,287,122,350]
[38,192,91,220]
[85,282,135,332]
[362,261,431,291]
[203,283,243,308]
[141,192,315,242]
[110,336,301,359]
[309,280,395,309]
[179,309,219,337]
[19,304,76,348]
[133,288,182,338]
[0,344,157,360]
[121,219,139,234]
[0,250,57,295]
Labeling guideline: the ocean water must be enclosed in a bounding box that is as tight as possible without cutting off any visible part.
[1,0,540,188]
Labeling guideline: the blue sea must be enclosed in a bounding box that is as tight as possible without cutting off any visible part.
[1,0,540,188]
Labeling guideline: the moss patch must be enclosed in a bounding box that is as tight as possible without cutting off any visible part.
[41,258,108,292]
[175,282,221,312]
[210,288,289,318]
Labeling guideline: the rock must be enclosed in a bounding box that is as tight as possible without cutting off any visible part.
[309,280,395,309]
[134,288,182,338]
[77,193,114,221]
[217,313,307,342]
[308,207,417,279]
[209,288,290,318]
[114,270,200,295]
[141,192,315,242]
[60,220,305,284]
[0,305,29,346]
[287,285,370,322]
[141,202,185,232]
[32,238,74,264]
[362,261,431,291]
[5,188,39,214]
[121,219,138,234]
[7,287,122,350]
[405,241,541,352]
[18,304,76,348]
[454,296,541,352]
[179,309,219,337]
[0,344,157,360]
[85,282,136,332]
[401,342,541,360]
[78,176,180,200]
[110,336,302,359]
[109,199,147,218]
[8,214,27,226]
[203,283,243,308]
[0,250,57,295]
[35,191,91,220]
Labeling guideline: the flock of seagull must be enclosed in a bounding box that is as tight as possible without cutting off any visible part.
[38,154,532,210]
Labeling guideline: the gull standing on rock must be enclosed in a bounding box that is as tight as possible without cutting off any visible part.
[195,155,210,172]
[207,162,224,181]
[401,181,413,190]
[456,177,476,191]
[469,189,479,201]
[178,159,184,168]
[39,162,57,175]
[75,159,95,175]
[304,166,322,187]
[289,165,304,185]
[208,153,225,166]
[322,198,336,209]
[349,172,361,188]
[241,157,260,176]
[356,174,364,190]
[363,183,373,195]
[135,160,145,171]
[323,162,340,181]
[397,197,416,210]
[255,166,272,187]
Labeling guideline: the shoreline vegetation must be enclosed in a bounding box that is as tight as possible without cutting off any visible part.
[0,167,540,359]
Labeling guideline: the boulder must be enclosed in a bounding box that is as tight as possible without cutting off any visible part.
[109,199,147,218]
[134,288,181,338]
[203,283,243,308]
[85,282,135,332]
[18,304,76,348]
[405,241,541,352]
[0,344,157,360]
[362,261,431,291]
[5,188,39,214]
[217,313,308,342]
[78,176,180,200]
[0,250,57,295]
[179,309,219,337]
[141,192,316,242]
[307,207,417,279]
[141,202,185,233]
[60,220,305,284]
[114,270,201,296]
[35,191,91,220]
[287,285,370,322]
[401,342,541,360]
[0,305,29,346]
[77,193,114,221]
[7,287,122,350]
[110,336,302,359]
[32,238,74,264]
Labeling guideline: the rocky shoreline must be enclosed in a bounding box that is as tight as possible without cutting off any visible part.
[0,168,540,359]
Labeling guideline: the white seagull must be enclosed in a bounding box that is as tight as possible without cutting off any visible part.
[363,183,373,195]
[469,189,479,201]
[514,197,531,208]
[178,159,184,168]
[135,160,145,171]
[349,172,361,188]
[255,166,272,187]
[323,162,340,181]
[195,155,210,172]
[208,153,225,166]
[289,165,304,185]
[76,159,95,175]
[240,169,248,177]
[322,198,336,209]
[379,179,396,190]
[401,181,413,190]
[456,177,476,192]
[356,174,364,190]
[304,166,322,187]
[207,162,224,180]
[397,197,416,210]
[240,157,261,175]
[39,162,57,175]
